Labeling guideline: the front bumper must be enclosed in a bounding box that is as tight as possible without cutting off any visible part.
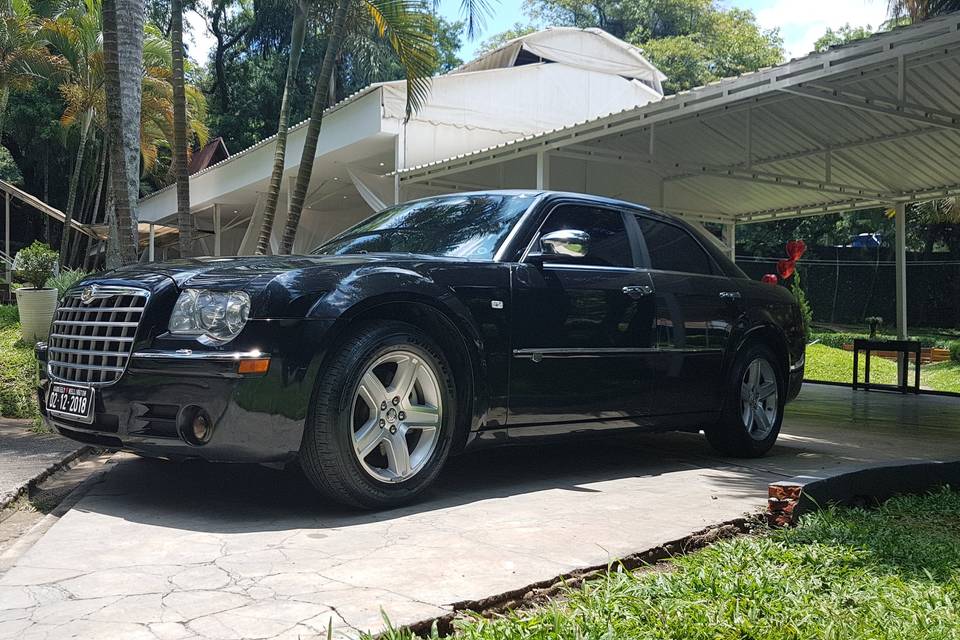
[37,346,309,462]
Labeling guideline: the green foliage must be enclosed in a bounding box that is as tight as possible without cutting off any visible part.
[951,341,960,363]
[46,267,88,299]
[0,303,19,328]
[0,315,39,419]
[789,268,812,341]
[376,488,960,640]
[805,343,899,385]
[922,361,960,393]
[0,144,24,184]
[814,23,874,51]
[12,241,58,289]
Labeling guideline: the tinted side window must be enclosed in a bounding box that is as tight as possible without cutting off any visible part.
[636,216,713,275]
[538,206,632,267]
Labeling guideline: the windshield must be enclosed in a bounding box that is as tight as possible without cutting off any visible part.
[311,194,536,260]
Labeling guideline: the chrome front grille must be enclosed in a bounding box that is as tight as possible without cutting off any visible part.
[47,286,150,385]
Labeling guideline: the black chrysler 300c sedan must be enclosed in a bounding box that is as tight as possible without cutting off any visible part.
[37,191,805,508]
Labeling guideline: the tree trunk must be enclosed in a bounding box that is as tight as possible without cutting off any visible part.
[70,141,106,266]
[82,147,108,271]
[171,0,193,257]
[278,0,351,255]
[102,0,145,266]
[255,0,308,255]
[60,110,92,266]
[43,148,50,242]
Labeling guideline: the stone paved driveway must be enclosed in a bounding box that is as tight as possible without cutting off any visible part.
[0,419,80,507]
[1,385,959,639]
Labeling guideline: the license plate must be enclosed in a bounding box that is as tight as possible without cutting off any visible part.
[47,383,95,424]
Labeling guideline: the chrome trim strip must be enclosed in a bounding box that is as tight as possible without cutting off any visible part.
[132,349,269,361]
[53,320,140,328]
[512,346,723,358]
[49,333,135,343]
[65,285,151,300]
[59,306,147,314]
[542,263,638,273]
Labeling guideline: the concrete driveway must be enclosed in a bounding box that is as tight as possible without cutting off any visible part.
[2,384,959,639]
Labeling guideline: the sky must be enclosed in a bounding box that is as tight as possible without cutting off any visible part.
[185,0,890,67]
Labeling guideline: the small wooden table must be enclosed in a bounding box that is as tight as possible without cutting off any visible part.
[852,338,921,393]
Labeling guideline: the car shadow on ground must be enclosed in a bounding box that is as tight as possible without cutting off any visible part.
[70,429,796,534]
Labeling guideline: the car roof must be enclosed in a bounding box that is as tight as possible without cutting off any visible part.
[408,189,658,216]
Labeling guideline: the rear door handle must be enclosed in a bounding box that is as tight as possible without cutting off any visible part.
[719,291,742,301]
[622,285,654,299]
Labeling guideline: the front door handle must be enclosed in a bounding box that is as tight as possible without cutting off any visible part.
[622,285,654,299]
[719,291,742,301]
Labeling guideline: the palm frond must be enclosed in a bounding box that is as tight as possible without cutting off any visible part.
[361,0,437,118]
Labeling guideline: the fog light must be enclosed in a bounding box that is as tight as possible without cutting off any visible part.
[192,413,211,442]
[179,407,213,446]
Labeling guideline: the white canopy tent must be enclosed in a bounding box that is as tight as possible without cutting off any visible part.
[397,13,960,348]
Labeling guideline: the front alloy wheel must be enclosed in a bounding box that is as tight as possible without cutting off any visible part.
[299,321,456,509]
[351,350,443,483]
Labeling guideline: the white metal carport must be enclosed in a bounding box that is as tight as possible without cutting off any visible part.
[397,12,960,351]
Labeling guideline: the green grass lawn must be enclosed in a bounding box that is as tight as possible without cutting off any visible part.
[0,306,39,420]
[378,488,960,640]
[806,342,960,393]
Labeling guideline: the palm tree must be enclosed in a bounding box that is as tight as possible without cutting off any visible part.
[170,0,192,257]
[101,0,144,266]
[0,9,61,136]
[254,0,308,255]
[887,0,960,21]
[45,6,207,265]
[278,0,439,254]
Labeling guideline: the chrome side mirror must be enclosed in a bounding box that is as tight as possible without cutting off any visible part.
[539,229,590,258]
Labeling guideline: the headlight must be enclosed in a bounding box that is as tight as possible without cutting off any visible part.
[169,289,250,343]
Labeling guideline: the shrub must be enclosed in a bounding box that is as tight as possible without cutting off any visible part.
[12,241,58,289]
[47,268,89,300]
[951,341,960,364]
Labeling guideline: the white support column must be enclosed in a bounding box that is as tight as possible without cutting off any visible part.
[213,204,222,257]
[393,125,406,204]
[536,151,550,190]
[148,223,155,262]
[722,222,736,261]
[894,202,908,381]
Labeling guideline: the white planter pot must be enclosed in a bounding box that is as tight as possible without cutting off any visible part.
[15,287,58,344]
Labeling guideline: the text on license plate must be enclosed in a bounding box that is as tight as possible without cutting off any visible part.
[47,383,94,422]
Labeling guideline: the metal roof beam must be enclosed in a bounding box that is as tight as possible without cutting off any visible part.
[782,84,960,131]
[667,165,888,200]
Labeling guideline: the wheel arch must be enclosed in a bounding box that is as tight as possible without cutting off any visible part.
[309,293,484,454]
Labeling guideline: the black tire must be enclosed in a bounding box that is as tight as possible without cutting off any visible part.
[705,343,784,458]
[299,321,456,509]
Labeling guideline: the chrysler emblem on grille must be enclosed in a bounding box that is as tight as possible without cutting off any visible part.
[79,286,98,304]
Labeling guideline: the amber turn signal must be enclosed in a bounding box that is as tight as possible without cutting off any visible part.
[237,358,270,374]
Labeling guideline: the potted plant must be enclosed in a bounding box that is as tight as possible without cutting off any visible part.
[12,241,59,343]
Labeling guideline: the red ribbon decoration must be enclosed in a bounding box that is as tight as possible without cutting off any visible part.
[777,258,796,279]
[786,239,807,261]
[761,274,778,285]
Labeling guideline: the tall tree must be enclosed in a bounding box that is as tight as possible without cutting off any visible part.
[101,0,144,265]
[278,0,440,254]
[171,0,192,256]
[887,0,960,21]
[254,0,307,255]
[0,9,60,136]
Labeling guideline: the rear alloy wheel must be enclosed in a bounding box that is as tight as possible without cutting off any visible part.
[706,344,784,457]
[299,321,456,508]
